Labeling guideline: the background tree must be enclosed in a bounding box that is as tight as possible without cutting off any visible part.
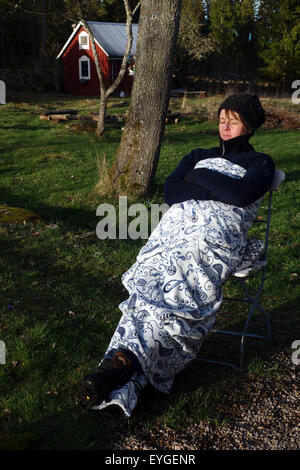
[2,0,299,96]
[256,0,300,89]
[97,0,139,21]
[0,0,15,68]
[64,0,104,21]
[12,1,70,60]
[232,0,257,74]
[105,0,182,197]
[210,0,236,52]
[210,0,257,75]
[177,0,217,66]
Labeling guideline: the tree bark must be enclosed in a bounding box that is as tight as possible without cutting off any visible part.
[109,0,182,196]
[97,94,110,135]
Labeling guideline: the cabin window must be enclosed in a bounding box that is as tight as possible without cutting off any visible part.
[79,31,89,50]
[79,55,90,80]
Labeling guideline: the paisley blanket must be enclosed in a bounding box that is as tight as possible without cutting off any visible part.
[93,157,263,417]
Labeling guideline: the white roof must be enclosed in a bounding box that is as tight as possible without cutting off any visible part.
[57,21,138,59]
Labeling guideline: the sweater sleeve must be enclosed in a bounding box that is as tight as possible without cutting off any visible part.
[184,154,275,207]
[164,150,217,205]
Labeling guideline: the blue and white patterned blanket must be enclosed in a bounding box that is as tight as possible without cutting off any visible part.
[93,157,263,417]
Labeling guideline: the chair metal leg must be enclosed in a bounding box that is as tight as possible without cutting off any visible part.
[237,269,272,340]
[198,268,272,371]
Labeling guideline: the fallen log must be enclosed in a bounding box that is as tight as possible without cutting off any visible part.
[48,114,77,121]
[40,109,78,116]
[40,113,94,123]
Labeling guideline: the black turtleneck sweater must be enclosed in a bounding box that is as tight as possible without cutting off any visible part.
[164,134,275,207]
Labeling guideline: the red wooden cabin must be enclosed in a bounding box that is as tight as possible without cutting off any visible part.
[57,21,138,97]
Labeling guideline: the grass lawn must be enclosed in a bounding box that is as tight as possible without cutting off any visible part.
[0,90,299,450]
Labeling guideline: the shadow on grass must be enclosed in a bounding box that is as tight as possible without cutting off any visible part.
[0,189,97,231]
[3,293,298,451]
[1,186,298,448]
[197,296,300,370]
[283,169,300,183]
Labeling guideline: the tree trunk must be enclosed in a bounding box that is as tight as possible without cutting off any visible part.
[109,0,182,196]
[97,95,109,136]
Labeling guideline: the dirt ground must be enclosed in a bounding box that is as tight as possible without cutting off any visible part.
[108,352,299,450]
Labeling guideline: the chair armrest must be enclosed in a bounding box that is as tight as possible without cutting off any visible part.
[271,169,285,191]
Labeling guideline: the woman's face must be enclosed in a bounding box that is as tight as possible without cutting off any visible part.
[219,109,249,141]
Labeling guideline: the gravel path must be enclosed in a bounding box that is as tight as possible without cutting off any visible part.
[109,352,299,450]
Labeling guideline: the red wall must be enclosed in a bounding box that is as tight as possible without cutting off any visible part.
[111,60,134,96]
[62,26,133,97]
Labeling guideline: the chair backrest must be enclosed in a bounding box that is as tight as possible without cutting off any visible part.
[234,168,286,274]
[263,169,285,261]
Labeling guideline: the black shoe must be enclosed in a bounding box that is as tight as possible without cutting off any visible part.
[78,351,136,407]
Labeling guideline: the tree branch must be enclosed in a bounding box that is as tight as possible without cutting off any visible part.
[105,0,135,97]
[133,1,141,17]
[80,17,106,96]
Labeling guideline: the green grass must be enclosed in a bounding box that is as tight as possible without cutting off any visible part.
[0,91,299,450]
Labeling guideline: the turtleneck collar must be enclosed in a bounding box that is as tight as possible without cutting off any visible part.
[219,132,255,156]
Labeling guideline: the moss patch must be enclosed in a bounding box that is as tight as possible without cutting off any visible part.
[0,206,44,225]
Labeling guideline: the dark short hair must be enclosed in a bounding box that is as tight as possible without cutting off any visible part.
[218,93,265,131]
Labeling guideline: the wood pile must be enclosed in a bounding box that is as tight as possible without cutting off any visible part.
[40,110,92,122]
[40,109,187,126]
[39,109,127,124]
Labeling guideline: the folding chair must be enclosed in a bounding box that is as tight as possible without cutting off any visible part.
[198,169,286,371]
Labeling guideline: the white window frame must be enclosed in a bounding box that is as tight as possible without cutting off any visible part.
[79,55,91,80]
[79,31,89,50]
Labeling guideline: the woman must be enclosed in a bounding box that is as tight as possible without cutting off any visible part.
[78,93,275,417]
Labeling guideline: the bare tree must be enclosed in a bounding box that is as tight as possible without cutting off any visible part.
[79,0,140,136]
[105,0,182,196]
[72,0,140,136]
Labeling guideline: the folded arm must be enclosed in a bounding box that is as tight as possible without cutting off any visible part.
[164,150,218,205]
[164,151,275,207]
